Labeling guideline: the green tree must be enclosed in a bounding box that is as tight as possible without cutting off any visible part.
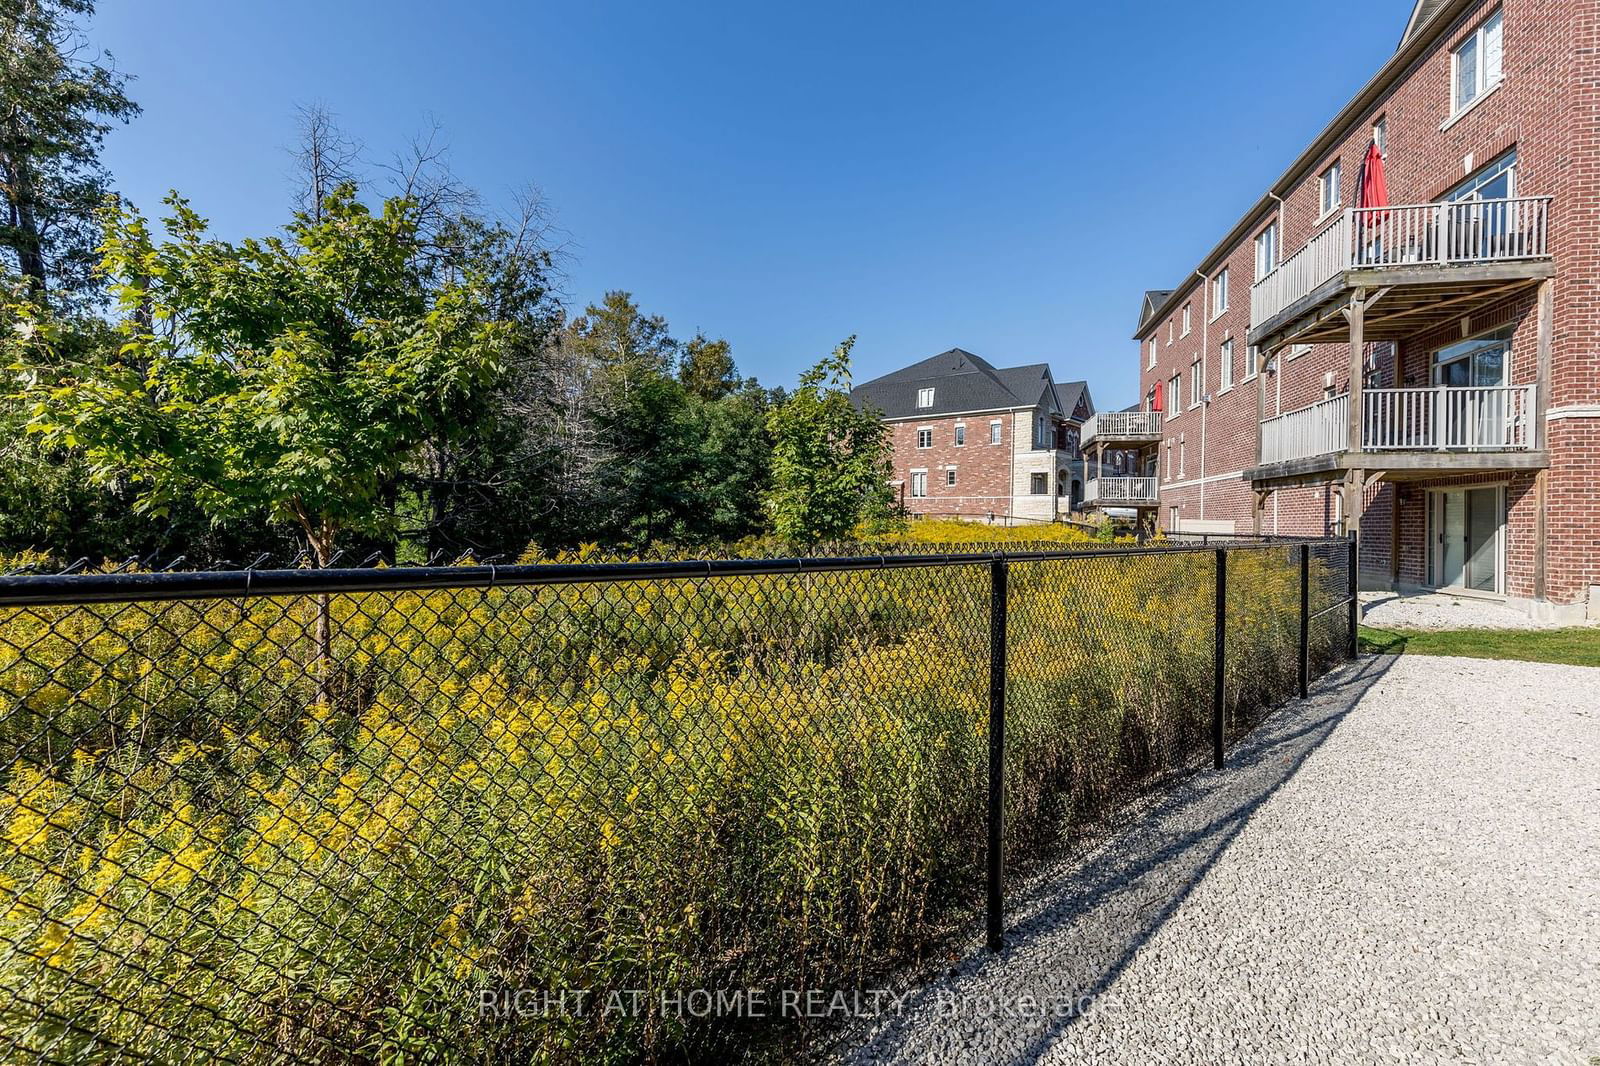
[0,0,139,306]
[765,336,892,542]
[678,332,736,399]
[9,186,509,566]
[564,290,677,405]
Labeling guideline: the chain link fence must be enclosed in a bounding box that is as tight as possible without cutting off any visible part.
[0,538,1355,1063]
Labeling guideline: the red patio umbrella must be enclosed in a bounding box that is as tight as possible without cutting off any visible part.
[1358,140,1389,219]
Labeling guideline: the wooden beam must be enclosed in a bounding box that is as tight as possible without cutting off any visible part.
[1360,278,1535,332]
[1345,291,1365,455]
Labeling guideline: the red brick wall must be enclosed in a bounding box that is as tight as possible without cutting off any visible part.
[887,415,1016,517]
[1131,0,1600,607]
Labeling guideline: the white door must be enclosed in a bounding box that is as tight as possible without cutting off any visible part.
[1431,487,1502,593]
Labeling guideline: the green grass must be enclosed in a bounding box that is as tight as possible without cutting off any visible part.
[1359,624,1600,667]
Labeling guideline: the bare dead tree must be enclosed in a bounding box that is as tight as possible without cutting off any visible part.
[289,102,361,221]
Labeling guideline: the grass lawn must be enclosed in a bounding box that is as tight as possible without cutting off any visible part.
[1359,624,1600,667]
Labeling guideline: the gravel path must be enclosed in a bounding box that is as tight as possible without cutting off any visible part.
[1359,590,1579,630]
[835,655,1600,1065]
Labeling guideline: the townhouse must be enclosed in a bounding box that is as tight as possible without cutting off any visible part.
[852,348,1093,522]
[1122,0,1599,620]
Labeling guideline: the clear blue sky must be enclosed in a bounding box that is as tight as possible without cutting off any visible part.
[88,0,1402,405]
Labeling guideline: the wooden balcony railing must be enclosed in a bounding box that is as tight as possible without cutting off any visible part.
[1258,385,1537,465]
[1084,476,1159,506]
[1249,196,1552,330]
[1081,410,1162,445]
[1260,394,1349,465]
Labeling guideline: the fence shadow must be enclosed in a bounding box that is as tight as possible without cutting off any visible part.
[836,652,1397,1066]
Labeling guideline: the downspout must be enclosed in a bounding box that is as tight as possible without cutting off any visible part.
[1196,268,1209,520]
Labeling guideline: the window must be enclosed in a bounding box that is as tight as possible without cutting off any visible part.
[1036,416,1046,447]
[954,423,966,446]
[946,468,958,487]
[1287,343,1312,360]
[916,428,932,449]
[1244,344,1260,382]
[1219,339,1235,391]
[1029,473,1048,495]
[1181,303,1192,337]
[1165,442,1173,481]
[989,420,1002,444]
[1169,373,1180,414]
[1446,148,1516,202]
[1212,268,1229,316]
[1189,358,1202,407]
[1319,160,1341,217]
[1373,117,1386,156]
[1452,8,1503,116]
[910,471,927,498]
[1433,326,1511,387]
[1179,435,1186,477]
[916,387,935,409]
[1147,338,1157,369]
[1255,222,1278,280]
[1167,320,1174,345]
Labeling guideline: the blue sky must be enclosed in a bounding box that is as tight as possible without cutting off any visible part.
[88,0,1402,405]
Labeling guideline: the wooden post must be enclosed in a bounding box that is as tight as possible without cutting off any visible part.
[1255,345,1269,464]
[1535,278,1553,449]
[1534,469,1548,601]
[1346,291,1365,456]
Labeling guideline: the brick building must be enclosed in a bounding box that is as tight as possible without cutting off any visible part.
[1124,0,1599,621]
[852,348,1093,522]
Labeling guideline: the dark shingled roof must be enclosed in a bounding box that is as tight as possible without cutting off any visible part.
[1137,290,1175,331]
[852,348,1092,422]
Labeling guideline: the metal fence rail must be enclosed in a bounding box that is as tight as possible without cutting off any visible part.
[0,538,1357,1063]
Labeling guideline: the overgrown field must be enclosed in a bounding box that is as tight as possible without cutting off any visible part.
[0,528,1340,1063]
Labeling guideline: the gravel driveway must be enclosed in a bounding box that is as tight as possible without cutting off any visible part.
[1359,589,1579,630]
[834,655,1600,1065]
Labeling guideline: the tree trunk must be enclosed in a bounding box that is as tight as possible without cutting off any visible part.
[1,147,48,295]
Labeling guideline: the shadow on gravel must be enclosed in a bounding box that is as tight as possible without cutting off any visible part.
[837,653,1399,1066]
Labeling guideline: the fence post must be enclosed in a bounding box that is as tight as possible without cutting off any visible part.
[1346,534,1359,660]
[1298,543,1311,698]
[1213,548,1226,770]
[986,555,1008,953]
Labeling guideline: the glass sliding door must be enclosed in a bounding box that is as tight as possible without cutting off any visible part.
[1430,487,1503,594]
[1433,328,1513,448]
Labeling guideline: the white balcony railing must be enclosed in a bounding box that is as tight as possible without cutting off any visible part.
[1260,394,1349,465]
[1258,385,1537,465]
[1250,196,1553,330]
[1081,410,1162,445]
[1084,476,1159,506]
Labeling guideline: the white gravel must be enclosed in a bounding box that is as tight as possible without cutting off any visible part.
[835,655,1600,1065]
[1359,590,1578,630]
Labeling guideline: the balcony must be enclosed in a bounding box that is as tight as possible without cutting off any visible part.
[1248,197,1554,351]
[1083,476,1159,508]
[1249,385,1546,484]
[1081,409,1162,446]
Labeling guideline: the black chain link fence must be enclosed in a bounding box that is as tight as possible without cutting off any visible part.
[0,538,1355,1063]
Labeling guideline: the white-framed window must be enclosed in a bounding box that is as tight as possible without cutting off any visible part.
[1189,358,1202,407]
[1373,116,1387,156]
[1147,338,1157,369]
[1319,160,1341,217]
[954,423,966,446]
[910,471,927,497]
[916,428,932,449]
[1165,441,1173,482]
[1167,320,1174,345]
[1287,343,1312,359]
[1169,373,1180,414]
[1219,339,1234,391]
[1181,303,1192,337]
[916,387,935,409]
[1029,472,1048,495]
[1178,436,1186,477]
[1212,268,1229,316]
[1255,222,1278,280]
[1244,344,1260,382]
[946,467,958,487]
[989,419,1002,444]
[1452,8,1503,116]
